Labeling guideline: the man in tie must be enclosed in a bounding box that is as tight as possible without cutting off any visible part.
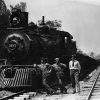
[69,55,81,93]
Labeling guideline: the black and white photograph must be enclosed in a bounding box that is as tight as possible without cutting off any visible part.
[0,0,100,99]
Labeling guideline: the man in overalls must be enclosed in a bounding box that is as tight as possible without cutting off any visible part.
[38,58,54,94]
[52,58,67,93]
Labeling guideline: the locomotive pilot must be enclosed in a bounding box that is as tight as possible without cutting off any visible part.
[69,55,81,93]
[52,58,67,93]
[38,58,54,94]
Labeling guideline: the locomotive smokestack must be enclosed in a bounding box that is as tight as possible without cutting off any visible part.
[42,16,45,25]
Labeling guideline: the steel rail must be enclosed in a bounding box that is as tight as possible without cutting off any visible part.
[86,71,100,100]
[0,90,26,100]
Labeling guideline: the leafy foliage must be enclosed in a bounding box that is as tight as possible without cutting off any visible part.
[10,2,26,12]
[0,0,10,27]
[28,22,38,31]
[38,19,62,30]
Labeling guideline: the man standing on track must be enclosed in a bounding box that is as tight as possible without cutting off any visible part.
[69,55,81,93]
[52,58,67,93]
[38,58,54,94]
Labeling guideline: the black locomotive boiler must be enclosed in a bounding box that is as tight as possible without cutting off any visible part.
[0,8,76,89]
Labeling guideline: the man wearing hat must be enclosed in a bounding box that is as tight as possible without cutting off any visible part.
[52,58,67,93]
[69,55,81,93]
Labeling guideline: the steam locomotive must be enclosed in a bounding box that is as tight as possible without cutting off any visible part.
[0,8,76,89]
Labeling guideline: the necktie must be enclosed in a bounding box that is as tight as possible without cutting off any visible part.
[72,61,74,66]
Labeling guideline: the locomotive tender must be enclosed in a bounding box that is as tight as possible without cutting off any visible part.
[0,8,76,89]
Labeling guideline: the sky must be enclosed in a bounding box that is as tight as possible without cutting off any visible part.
[4,0,100,55]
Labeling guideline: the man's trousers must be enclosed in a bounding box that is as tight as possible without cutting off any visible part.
[70,69,80,92]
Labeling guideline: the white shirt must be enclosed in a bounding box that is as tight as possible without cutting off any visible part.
[69,60,81,71]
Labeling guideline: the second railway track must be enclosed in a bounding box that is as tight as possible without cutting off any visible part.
[78,67,100,100]
[86,69,100,100]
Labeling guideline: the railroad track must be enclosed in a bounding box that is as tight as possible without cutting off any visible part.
[78,67,100,100]
[0,90,28,100]
[86,71,100,100]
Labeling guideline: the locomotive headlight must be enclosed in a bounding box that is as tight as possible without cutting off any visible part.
[65,37,67,44]
[12,17,20,26]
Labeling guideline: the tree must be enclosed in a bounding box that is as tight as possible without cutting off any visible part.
[10,2,26,12]
[0,0,10,27]
[90,52,95,58]
[28,22,38,31]
[38,19,62,30]
[46,20,62,29]
[77,49,83,54]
